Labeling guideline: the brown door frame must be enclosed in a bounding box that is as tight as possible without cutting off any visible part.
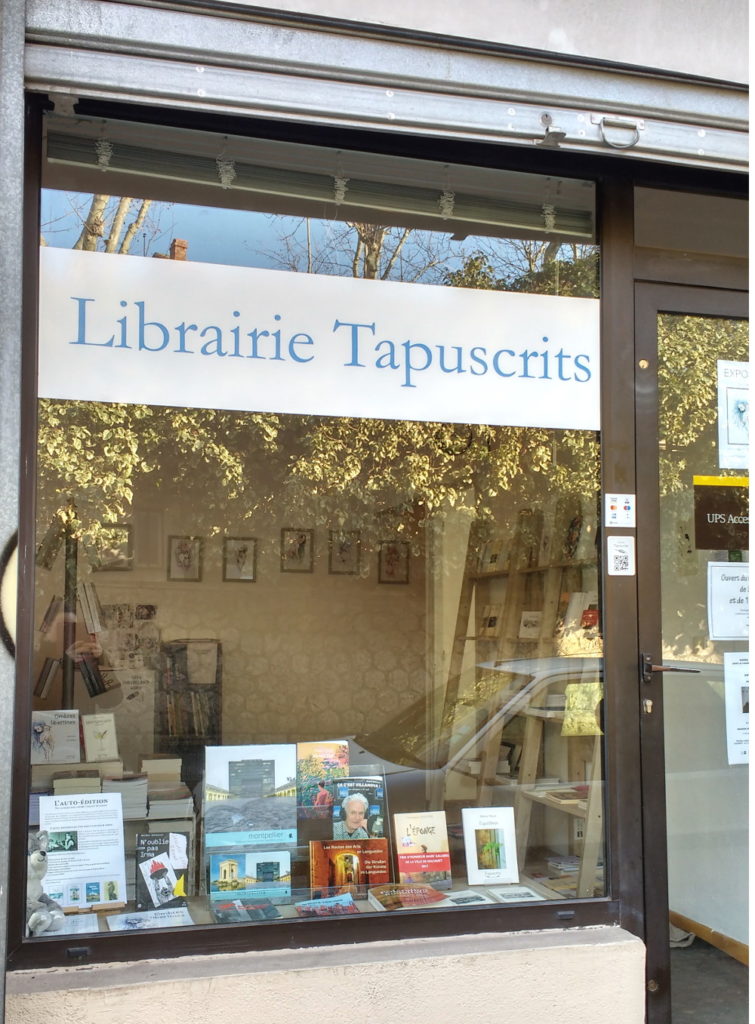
[634,282,748,1024]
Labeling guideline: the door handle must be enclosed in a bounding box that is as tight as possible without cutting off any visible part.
[640,653,701,685]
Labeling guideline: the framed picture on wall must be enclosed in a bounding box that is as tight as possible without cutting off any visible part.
[328,530,360,575]
[167,536,203,582]
[378,540,410,584]
[280,528,314,573]
[91,524,133,572]
[223,537,257,582]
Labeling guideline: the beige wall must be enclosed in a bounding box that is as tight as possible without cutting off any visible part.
[6,927,646,1024]
[237,0,748,83]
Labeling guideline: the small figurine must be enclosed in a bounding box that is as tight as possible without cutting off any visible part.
[26,830,66,936]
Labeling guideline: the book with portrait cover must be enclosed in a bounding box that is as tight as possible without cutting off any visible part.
[393,810,452,890]
[331,767,389,840]
[135,831,189,911]
[309,838,390,896]
[461,806,519,885]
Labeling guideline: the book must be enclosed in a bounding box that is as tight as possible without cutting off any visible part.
[208,849,292,902]
[135,831,189,911]
[487,883,547,903]
[478,536,507,574]
[295,739,350,842]
[31,758,123,790]
[393,810,452,889]
[542,788,584,804]
[77,581,103,634]
[34,657,61,699]
[103,774,149,818]
[211,897,281,922]
[105,907,194,930]
[442,889,497,907]
[367,882,448,911]
[140,754,183,783]
[39,595,63,633]
[294,892,360,917]
[479,604,503,638]
[147,781,194,819]
[79,655,107,697]
[52,769,101,795]
[331,767,389,840]
[518,610,543,640]
[203,743,297,849]
[82,712,119,762]
[30,710,80,765]
[461,806,519,885]
[309,838,391,895]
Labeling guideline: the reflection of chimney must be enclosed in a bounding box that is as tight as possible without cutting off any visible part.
[154,238,189,260]
[170,239,188,261]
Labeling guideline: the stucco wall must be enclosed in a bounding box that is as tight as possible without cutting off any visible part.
[239,0,748,83]
[6,927,646,1024]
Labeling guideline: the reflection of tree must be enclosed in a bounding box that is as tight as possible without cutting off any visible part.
[37,201,603,548]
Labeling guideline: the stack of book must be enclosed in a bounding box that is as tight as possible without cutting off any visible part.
[52,769,102,796]
[102,774,149,819]
[140,754,183,784]
[146,781,194,819]
[31,758,123,790]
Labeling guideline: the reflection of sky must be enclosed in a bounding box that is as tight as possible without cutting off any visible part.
[204,744,296,791]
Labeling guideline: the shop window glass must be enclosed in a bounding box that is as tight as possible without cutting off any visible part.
[27,115,603,939]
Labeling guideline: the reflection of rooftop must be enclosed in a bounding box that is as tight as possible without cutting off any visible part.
[205,784,231,802]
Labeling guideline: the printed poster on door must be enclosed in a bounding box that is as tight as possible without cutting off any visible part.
[724,652,749,765]
[717,360,749,470]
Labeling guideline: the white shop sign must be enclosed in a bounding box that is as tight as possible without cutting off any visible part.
[38,248,600,430]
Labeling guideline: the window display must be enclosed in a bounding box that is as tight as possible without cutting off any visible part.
[28,114,604,938]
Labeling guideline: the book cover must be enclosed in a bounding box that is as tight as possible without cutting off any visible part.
[211,897,281,922]
[487,883,547,904]
[81,712,119,762]
[208,849,292,902]
[479,604,503,639]
[294,892,360,917]
[203,743,297,849]
[33,657,61,699]
[295,738,349,841]
[135,831,189,911]
[518,610,543,641]
[461,806,519,885]
[443,889,497,907]
[30,710,80,765]
[105,906,194,930]
[309,838,390,896]
[367,882,448,912]
[331,768,389,840]
[393,810,452,889]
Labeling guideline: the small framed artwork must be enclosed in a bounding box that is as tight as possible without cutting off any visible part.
[378,540,410,584]
[280,528,314,573]
[91,524,133,572]
[328,530,360,575]
[167,535,203,582]
[223,537,258,582]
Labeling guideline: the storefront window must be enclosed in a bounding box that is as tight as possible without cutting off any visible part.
[28,115,603,937]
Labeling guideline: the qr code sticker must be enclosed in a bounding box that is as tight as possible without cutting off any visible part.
[607,536,634,576]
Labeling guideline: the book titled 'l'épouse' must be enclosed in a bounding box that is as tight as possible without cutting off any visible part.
[393,810,452,890]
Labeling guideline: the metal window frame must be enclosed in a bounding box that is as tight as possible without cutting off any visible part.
[0,0,747,976]
[26,0,748,173]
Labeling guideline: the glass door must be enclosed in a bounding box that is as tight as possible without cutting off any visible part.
[636,284,749,1024]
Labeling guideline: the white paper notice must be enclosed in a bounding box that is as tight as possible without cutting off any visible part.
[724,652,749,764]
[38,792,127,910]
[707,562,749,641]
[604,493,636,528]
[717,360,749,470]
[607,535,635,576]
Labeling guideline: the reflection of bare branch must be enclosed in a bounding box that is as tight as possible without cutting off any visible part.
[73,194,109,251]
[105,197,133,253]
[381,228,411,280]
[119,199,153,254]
